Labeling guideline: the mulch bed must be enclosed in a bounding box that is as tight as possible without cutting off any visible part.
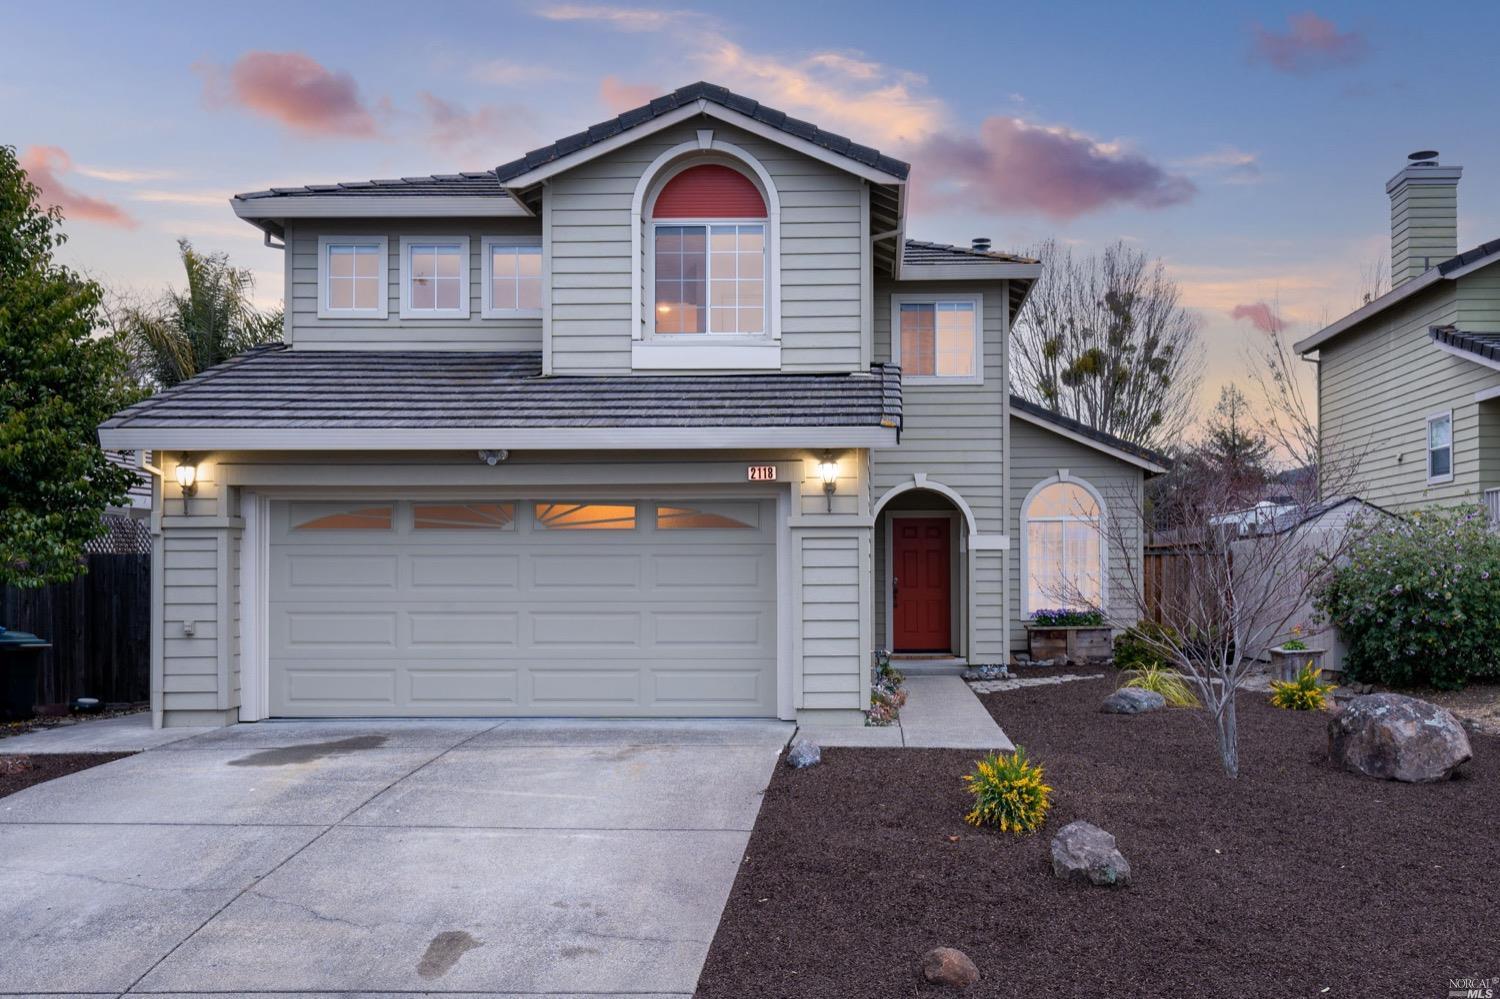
[697,673,1497,998]
[0,753,134,799]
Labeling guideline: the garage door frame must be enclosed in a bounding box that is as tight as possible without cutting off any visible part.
[238,484,794,722]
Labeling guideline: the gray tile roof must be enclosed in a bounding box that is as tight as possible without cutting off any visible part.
[102,347,903,432]
[903,240,1037,266]
[1431,324,1500,364]
[1437,237,1500,276]
[234,173,506,201]
[495,81,910,183]
[1009,395,1170,470]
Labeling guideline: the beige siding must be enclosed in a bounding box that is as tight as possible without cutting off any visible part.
[870,279,1008,661]
[152,448,871,726]
[1319,274,1500,512]
[1008,418,1145,650]
[545,120,865,374]
[285,219,543,350]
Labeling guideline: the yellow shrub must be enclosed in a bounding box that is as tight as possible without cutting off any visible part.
[962,746,1052,834]
[1270,661,1337,711]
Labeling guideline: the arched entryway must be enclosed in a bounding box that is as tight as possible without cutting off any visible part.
[874,487,972,658]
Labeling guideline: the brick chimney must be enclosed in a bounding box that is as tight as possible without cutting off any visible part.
[1388,151,1461,288]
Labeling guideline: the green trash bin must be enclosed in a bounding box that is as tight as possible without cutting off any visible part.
[0,626,51,721]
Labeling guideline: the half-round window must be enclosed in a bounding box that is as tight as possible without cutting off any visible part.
[649,163,767,336]
[1025,480,1104,612]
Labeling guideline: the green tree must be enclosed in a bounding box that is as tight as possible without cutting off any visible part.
[0,144,139,587]
[116,238,281,388]
[1198,384,1272,492]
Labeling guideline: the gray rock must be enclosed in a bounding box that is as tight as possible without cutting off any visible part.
[1051,820,1131,887]
[920,946,979,989]
[786,739,822,769]
[1328,693,1472,783]
[1101,687,1166,714]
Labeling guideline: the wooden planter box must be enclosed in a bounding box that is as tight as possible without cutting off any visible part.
[1268,647,1327,682]
[1026,626,1113,663]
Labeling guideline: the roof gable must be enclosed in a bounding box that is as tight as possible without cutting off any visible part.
[495,82,910,188]
[1008,395,1170,474]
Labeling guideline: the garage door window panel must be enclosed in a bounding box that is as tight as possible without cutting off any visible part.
[291,503,394,531]
[413,502,516,531]
[656,502,760,530]
[535,502,638,530]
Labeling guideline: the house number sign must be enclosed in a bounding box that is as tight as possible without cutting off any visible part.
[746,465,778,481]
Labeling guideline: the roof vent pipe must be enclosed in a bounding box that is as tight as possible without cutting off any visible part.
[971,237,992,254]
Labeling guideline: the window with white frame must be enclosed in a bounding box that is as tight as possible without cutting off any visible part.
[648,162,768,337]
[482,238,541,317]
[891,296,981,382]
[399,236,469,319]
[653,224,766,335]
[317,236,387,319]
[1024,480,1104,612]
[1427,411,1453,482]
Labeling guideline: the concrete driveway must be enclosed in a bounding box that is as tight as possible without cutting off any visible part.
[0,717,791,997]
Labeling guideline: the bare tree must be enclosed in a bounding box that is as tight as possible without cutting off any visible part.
[1012,238,1205,451]
[1058,473,1368,778]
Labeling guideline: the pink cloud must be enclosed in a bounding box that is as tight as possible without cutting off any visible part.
[598,75,661,114]
[1230,302,1287,333]
[418,93,527,157]
[1250,13,1367,73]
[202,52,379,137]
[913,117,1194,220]
[19,146,136,228]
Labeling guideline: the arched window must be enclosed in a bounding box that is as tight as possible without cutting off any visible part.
[648,162,768,336]
[1024,479,1105,612]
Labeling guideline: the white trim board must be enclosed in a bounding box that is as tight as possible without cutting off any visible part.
[1010,408,1168,474]
[100,425,900,451]
[233,195,528,220]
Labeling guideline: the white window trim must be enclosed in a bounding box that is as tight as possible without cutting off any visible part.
[398,235,471,320]
[480,236,543,319]
[316,235,388,320]
[1426,409,1455,484]
[629,138,782,348]
[1018,474,1109,618]
[646,218,771,340]
[889,293,984,385]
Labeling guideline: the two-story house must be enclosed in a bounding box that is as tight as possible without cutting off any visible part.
[1295,152,1500,518]
[99,83,1164,730]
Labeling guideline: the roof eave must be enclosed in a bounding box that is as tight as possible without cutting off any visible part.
[498,99,909,190]
[230,194,532,222]
[897,262,1042,281]
[1008,406,1169,475]
[97,425,901,452]
[1293,252,1500,354]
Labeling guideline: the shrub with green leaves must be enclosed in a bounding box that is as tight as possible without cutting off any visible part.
[1113,621,1178,670]
[1316,506,1500,689]
[962,746,1051,834]
[1269,661,1336,711]
[1121,663,1201,707]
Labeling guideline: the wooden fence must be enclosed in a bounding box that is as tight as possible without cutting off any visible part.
[1142,541,1226,628]
[1,552,151,708]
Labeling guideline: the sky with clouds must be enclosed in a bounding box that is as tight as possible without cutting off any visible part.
[5,0,1500,424]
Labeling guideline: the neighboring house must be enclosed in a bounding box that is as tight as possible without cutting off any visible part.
[90,449,153,555]
[1294,152,1500,521]
[99,82,1164,730]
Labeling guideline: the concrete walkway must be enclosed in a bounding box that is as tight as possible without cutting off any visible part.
[796,675,1013,750]
[0,716,791,997]
[0,712,214,754]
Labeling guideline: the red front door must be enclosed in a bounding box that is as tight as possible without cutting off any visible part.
[892,517,951,652]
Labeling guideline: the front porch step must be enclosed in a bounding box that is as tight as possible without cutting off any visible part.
[890,658,968,676]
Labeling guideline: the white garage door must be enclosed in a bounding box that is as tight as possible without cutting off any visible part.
[267,498,778,717]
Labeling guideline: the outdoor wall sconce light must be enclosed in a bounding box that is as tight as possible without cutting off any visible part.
[818,451,839,513]
[175,456,198,511]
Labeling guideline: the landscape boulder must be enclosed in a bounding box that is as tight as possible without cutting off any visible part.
[1051,820,1132,887]
[920,947,979,989]
[1100,688,1165,714]
[785,739,822,769]
[1328,693,1472,783]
